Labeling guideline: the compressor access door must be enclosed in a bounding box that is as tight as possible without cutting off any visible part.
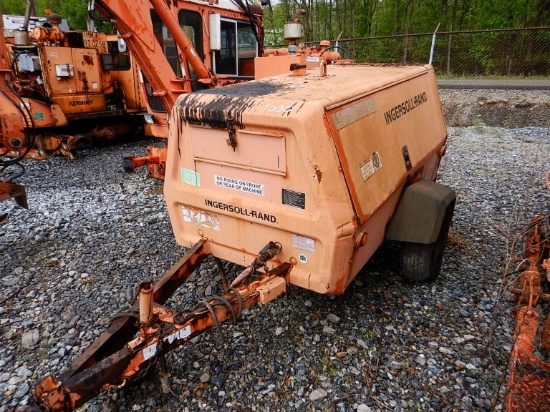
[326,66,447,223]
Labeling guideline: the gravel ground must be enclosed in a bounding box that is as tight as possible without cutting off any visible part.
[1,89,549,412]
[440,89,550,128]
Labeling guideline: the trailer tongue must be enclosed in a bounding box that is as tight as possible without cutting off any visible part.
[35,239,291,411]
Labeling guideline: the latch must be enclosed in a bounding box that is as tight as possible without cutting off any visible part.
[402,145,412,170]
[226,119,237,151]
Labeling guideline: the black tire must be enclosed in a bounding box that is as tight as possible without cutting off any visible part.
[400,204,454,282]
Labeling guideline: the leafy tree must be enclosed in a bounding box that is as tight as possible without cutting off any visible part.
[2,0,548,44]
[0,0,29,15]
[57,0,89,30]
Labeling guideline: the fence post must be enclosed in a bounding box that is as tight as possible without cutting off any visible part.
[429,22,441,65]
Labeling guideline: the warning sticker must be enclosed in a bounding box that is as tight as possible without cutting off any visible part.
[282,189,306,209]
[214,175,264,196]
[182,168,200,187]
[143,342,157,361]
[182,205,220,231]
[360,151,382,182]
[292,234,315,253]
[165,325,192,344]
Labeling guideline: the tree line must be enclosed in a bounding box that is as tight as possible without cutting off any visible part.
[265,0,550,44]
[0,0,548,43]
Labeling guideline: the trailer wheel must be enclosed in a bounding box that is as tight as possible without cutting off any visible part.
[400,205,453,282]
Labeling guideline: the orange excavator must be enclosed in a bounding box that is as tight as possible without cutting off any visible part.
[0,3,147,159]
[104,0,269,178]
[1,2,148,220]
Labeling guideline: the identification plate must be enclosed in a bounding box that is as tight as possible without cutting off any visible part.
[292,234,315,253]
[282,189,305,209]
[360,151,382,182]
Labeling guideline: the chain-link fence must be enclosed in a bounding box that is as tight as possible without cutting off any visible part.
[306,27,550,89]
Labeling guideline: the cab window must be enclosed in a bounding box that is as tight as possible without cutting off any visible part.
[214,20,257,77]
[151,10,181,77]
[179,10,204,90]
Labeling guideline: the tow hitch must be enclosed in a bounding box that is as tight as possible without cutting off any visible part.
[33,239,291,411]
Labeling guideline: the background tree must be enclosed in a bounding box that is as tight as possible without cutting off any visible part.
[263,0,550,42]
[0,0,28,15]
[1,0,548,39]
[0,0,92,30]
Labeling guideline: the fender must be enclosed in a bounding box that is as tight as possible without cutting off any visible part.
[386,180,456,244]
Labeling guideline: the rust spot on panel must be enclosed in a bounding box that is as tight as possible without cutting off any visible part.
[314,165,322,183]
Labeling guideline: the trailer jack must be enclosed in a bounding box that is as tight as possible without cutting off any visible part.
[507,213,550,411]
[33,238,292,411]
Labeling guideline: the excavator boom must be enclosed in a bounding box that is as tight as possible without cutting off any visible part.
[91,0,216,112]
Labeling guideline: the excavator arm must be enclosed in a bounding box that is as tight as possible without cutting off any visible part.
[89,0,216,112]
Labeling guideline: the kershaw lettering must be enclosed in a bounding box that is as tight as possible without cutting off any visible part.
[69,100,93,107]
[384,92,427,125]
[205,199,277,223]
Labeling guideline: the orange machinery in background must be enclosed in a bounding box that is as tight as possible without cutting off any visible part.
[0,10,147,159]
[111,0,269,178]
